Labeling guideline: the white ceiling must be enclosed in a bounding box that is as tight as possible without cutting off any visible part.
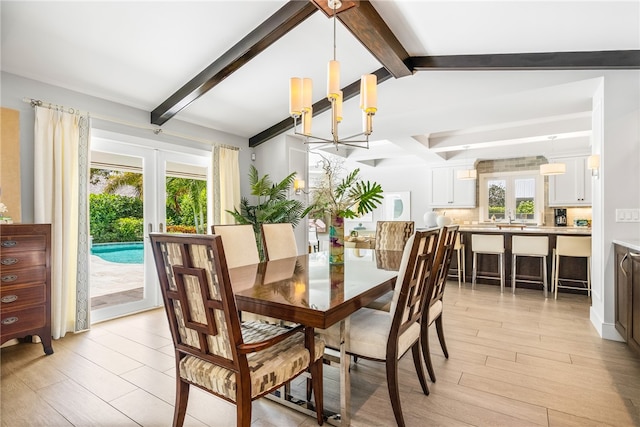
[2,1,639,167]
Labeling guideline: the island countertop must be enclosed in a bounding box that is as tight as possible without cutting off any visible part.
[612,239,640,252]
[456,225,591,235]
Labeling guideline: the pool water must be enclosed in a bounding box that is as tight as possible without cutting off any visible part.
[91,242,144,264]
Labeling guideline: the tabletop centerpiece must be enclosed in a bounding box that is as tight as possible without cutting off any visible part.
[311,156,383,264]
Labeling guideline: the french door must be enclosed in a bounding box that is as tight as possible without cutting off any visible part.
[90,135,211,323]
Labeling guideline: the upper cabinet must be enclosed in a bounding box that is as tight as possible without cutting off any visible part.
[548,156,592,207]
[429,166,476,208]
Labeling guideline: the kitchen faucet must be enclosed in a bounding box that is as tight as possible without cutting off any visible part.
[507,209,513,224]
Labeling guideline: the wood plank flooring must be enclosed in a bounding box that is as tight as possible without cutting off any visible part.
[2,284,639,426]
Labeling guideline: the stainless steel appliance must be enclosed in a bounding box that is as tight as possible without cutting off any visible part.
[554,208,567,226]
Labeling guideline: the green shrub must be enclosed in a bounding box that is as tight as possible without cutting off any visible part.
[90,194,143,243]
[114,217,144,241]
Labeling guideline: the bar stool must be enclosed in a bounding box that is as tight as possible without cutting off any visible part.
[471,234,506,293]
[447,234,465,287]
[552,236,591,300]
[511,235,549,298]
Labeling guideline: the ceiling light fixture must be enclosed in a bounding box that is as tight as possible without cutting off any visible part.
[289,0,377,150]
[540,135,566,176]
[456,145,477,180]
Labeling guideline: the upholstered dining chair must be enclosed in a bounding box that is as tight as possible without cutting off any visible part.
[318,229,440,427]
[421,225,459,384]
[375,221,415,251]
[211,224,260,268]
[367,221,416,311]
[261,223,299,260]
[149,233,324,427]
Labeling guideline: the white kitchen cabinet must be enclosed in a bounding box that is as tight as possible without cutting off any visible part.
[548,156,592,206]
[429,166,476,208]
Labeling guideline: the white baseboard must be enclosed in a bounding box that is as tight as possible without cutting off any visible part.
[590,306,625,342]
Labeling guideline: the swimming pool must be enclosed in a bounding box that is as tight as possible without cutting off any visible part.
[91,242,144,264]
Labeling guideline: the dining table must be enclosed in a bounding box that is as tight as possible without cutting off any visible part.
[227,248,403,426]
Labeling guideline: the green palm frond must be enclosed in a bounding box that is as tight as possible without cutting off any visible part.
[310,155,384,219]
[225,166,315,261]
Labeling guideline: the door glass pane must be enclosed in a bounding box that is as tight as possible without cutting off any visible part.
[165,161,208,234]
[487,179,506,220]
[89,161,145,313]
[515,178,535,222]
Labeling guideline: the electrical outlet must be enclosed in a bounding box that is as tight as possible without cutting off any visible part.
[615,209,640,222]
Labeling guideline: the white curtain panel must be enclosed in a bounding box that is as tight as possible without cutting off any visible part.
[34,106,90,338]
[213,146,240,225]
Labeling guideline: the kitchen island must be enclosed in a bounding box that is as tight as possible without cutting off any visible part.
[613,239,640,356]
[454,225,592,294]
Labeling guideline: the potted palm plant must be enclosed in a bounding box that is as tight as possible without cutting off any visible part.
[311,155,383,264]
[226,165,313,260]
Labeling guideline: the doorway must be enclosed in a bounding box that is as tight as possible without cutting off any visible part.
[89,137,211,323]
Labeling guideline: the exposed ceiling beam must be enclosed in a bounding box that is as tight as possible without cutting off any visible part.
[251,50,640,147]
[249,67,392,147]
[335,1,412,79]
[150,1,317,126]
[410,50,640,70]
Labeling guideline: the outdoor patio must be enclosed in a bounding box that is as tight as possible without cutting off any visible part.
[90,255,143,309]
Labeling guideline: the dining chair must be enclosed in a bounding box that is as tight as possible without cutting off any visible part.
[211,224,260,268]
[421,225,459,384]
[261,223,299,260]
[318,229,441,427]
[374,220,415,251]
[149,233,325,427]
[367,221,415,310]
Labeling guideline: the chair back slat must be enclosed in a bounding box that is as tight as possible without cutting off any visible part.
[428,225,460,307]
[375,221,415,251]
[150,233,242,371]
[391,229,440,338]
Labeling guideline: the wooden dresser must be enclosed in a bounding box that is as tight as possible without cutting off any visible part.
[1,223,53,354]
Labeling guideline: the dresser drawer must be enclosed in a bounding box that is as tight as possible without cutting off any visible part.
[0,250,46,271]
[1,284,46,309]
[1,266,46,287]
[1,234,46,253]
[1,305,46,336]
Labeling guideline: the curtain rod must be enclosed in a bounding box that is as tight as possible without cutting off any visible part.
[22,97,241,151]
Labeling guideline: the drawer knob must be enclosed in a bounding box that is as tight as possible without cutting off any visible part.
[1,258,18,266]
[2,316,18,325]
[1,295,18,303]
[1,274,18,282]
[1,240,17,248]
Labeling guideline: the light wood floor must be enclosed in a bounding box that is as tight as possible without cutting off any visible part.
[2,284,639,427]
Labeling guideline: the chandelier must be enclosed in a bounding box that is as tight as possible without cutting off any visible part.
[288,0,377,149]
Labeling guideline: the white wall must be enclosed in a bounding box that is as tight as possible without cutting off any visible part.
[591,71,640,340]
[253,133,309,254]
[1,72,252,223]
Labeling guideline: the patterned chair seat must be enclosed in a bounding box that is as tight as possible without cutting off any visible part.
[181,321,325,400]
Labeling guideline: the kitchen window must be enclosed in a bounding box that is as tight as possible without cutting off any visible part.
[479,170,544,224]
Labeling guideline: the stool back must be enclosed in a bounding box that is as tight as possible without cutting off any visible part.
[471,234,505,253]
[512,235,549,256]
[556,236,591,257]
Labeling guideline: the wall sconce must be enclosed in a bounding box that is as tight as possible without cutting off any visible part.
[588,154,600,178]
[293,179,305,195]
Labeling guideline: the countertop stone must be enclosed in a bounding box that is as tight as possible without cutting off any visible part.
[612,239,640,252]
[455,225,591,235]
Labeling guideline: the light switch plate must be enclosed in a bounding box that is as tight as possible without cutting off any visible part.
[615,209,640,222]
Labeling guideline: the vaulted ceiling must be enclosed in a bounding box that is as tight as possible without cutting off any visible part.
[2,1,639,167]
